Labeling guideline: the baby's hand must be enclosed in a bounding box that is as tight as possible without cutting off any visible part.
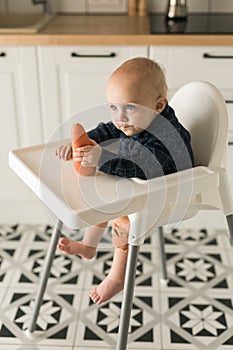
[56,143,72,161]
[73,139,102,167]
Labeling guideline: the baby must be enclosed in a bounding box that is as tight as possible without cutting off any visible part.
[56,57,194,305]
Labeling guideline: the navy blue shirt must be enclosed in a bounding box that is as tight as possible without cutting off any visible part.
[87,104,194,180]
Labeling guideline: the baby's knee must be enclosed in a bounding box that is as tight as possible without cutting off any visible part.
[112,216,130,249]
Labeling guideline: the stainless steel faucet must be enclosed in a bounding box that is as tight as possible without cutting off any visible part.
[167,0,188,19]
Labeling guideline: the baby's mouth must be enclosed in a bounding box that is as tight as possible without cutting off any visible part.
[118,124,131,128]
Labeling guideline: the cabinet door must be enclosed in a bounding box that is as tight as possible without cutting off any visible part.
[0,46,43,221]
[38,46,148,141]
[149,46,233,99]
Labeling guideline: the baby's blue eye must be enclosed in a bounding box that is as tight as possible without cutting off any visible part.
[126,104,136,111]
[110,105,117,112]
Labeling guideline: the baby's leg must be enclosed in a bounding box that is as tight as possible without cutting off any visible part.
[89,216,129,304]
[57,222,108,259]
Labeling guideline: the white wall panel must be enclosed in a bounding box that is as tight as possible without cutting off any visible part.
[211,0,233,12]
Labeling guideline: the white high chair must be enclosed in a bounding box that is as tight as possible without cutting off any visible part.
[9,81,233,349]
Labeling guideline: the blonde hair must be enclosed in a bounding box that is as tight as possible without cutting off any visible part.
[112,57,167,98]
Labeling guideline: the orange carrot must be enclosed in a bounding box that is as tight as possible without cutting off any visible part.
[71,123,96,176]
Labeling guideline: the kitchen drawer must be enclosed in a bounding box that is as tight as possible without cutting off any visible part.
[151,46,233,90]
[54,45,148,64]
[0,46,19,64]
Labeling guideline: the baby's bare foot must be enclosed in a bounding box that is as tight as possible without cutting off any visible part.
[89,246,128,305]
[89,276,124,305]
[57,237,96,259]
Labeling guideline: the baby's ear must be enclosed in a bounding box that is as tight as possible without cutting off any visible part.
[155,97,167,113]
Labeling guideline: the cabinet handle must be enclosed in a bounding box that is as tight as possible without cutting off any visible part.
[225,100,233,104]
[71,52,116,58]
[203,53,233,59]
[0,52,6,57]
[228,142,233,146]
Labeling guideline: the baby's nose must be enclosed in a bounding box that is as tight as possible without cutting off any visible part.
[118,110,128,122]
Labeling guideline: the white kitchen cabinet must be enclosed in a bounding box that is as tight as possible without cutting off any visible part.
[37,45,148,141]
[150,45,233,229]
[150,46,233,96]
[0,46,45,223]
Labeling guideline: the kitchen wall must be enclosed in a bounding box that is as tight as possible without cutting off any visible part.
[0,0,233,14]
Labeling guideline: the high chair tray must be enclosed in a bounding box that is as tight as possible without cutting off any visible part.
[9,141,214,230]
[8,141,150,229]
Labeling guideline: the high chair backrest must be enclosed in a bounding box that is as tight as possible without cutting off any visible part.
[170,81,229,169]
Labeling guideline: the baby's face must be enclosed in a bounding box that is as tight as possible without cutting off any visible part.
[108,103,155,136]
[106,76,157,136]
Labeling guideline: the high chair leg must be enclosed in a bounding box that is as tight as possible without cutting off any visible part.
[116,244,140,350]
[226,214,233,245]
[27,219,63,334]
[158,226,168,280]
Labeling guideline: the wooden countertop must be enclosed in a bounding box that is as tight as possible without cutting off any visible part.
[0,14,233,46]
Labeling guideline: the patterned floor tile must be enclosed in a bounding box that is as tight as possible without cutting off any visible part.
[0,224,54,247]
[166,251,232,291]
[161,291,233,350]
[0,224,28,245]
[159,229,233,295]
[164,227,230,251]
[0,244,25,289]
[0,287,7,306]
[0,285,81,346]
[13,245,87,290]
[1,223,233,350]
[75,290,161,349]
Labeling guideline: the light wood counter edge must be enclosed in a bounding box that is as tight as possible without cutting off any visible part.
[0,34,233,46]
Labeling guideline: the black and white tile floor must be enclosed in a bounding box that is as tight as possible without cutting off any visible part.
[1,223,233,349]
